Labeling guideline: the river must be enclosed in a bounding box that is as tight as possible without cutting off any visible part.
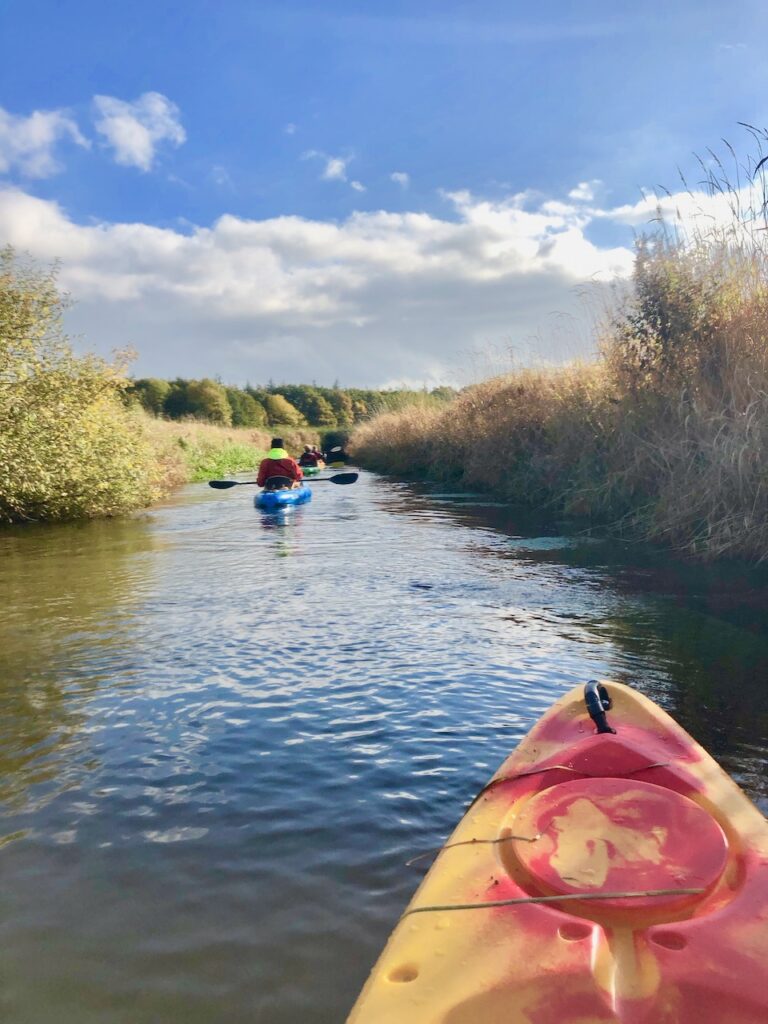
[1,470,767,1023]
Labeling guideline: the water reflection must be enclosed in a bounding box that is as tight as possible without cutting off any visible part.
[0,473,766,1024]
[0,517,160,813]
[386,482,768,809]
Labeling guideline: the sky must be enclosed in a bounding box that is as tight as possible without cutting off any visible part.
[1,0,767,388]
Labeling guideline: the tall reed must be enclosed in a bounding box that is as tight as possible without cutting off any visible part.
[352,136,768,561]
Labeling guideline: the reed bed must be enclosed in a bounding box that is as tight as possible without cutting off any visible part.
[353,142,768,561]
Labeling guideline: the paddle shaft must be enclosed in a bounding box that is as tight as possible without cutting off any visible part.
[209,472,358,490]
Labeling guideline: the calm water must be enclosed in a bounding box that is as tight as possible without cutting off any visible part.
[1,471,767,1023]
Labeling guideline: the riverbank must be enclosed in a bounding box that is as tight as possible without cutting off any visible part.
[142,417,318,490]
[0,405,318,525]
[0,246,322,525]
[352,230,768,562]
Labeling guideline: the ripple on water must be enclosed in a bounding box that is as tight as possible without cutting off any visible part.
[1,471,768,1023]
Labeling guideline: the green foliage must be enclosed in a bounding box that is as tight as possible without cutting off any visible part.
[302,391,336,426]
[183,378,233,425]
[163,378,192,418]
[262,392,306,426]
[226,387,267,427]
[0,247,160,523]
[321,429,350,451]
[176,439,263,482]
[328,389,354,425]
[126,377,457,429]
[128,377,171,414]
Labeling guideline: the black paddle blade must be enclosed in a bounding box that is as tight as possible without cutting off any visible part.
[208,480,240,489]
[328,472,358,485]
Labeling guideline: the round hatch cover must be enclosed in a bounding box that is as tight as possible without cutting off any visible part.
[512,777,727,911]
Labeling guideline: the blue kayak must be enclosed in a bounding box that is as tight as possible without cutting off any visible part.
[254,484,313,510]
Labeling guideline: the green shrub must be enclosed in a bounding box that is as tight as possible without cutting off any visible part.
[0,247,161,523]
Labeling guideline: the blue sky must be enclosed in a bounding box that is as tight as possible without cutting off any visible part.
[1,0,766,386]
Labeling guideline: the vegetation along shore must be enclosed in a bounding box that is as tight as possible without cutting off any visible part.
[0,245,452,525]
[352,167,768,563]
[5,151,768,561]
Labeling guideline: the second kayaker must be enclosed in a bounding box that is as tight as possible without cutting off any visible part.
[298,445,321,467]
[256,438,304,490]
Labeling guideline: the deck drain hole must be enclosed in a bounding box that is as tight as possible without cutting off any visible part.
[651,931,687,950]
[388,964,419,983]
[559,922,592,941]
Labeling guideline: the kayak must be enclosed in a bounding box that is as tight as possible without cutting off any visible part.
[254,484,312,510]
[302,466,322,476]
[348,681,768,1023]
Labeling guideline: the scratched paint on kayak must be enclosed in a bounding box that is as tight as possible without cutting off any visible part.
[348,683,768,1023]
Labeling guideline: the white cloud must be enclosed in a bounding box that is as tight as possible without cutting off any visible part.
[302,150,368,192]
[284,122,297,135]
[0,182,645,385]
[322,156,349,181]
[568,179,601,202]
[0,105,89,178]
[92,92,185,171]
[302,149,361,187]
[391,171,410,188]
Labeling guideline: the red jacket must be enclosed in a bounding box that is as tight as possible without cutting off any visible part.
[257,456,303,486]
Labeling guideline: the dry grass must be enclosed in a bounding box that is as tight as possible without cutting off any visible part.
[352,136,768,561]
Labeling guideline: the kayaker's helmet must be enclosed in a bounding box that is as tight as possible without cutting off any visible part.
[303,445,311,452]
[270,437,283,448]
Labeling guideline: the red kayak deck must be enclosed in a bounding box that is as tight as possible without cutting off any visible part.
[348,682,768,1023]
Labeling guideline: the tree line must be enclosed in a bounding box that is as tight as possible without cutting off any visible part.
[126,377,457,428]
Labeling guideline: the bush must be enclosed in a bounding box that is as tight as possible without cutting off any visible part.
[0,247,161,523]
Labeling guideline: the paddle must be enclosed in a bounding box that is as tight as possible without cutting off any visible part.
[209,472,358,490]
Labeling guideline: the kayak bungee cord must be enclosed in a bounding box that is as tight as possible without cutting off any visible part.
[405,831,541,868]
[468,759,672,808]
[408,757,678,867]
[402,888,707,918]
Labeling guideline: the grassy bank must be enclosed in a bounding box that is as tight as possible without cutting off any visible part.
[352,208,768,561]
[143,417,319,490]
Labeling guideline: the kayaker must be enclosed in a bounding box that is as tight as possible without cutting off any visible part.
[311,445,326,465]
[328,444,349,465]
[256,438,304,490]
[298,445,320,467]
